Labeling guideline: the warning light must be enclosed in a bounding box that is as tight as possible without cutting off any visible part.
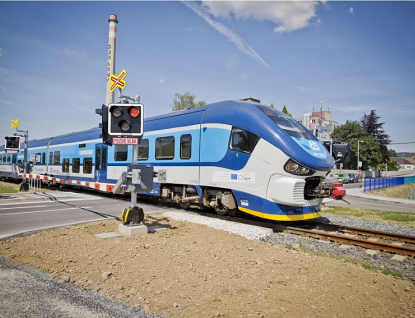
[107,103,143,137]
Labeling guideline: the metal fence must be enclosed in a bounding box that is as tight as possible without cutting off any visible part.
[408,188,415,200]
[28,177,42,192]
[364,176,415,192]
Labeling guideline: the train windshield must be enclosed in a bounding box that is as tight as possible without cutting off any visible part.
[257,105,314,140]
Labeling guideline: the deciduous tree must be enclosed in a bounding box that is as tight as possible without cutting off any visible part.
[171,92,206,111]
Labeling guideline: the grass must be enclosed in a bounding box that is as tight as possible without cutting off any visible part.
[0,183,19,194]
[324,207,415,228]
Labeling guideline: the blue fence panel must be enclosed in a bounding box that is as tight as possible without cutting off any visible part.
[364,176,414,192]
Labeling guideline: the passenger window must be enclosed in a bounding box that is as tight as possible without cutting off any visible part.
[114,145,128,161]
[72,158,80,173]
[62,158,69,173]
[49,152,53,165]
[138,139,149,161]
[95,148,101,170]
[156,136,175,160]
[42,153,46,165]
[180,134,192,159]
[229,127,259,154]
[83,158,93,174]
[54,151,60,164]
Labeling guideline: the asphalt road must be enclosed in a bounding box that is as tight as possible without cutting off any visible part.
[0,192,175,240]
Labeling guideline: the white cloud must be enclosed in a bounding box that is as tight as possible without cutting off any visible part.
[63,47,87,58]
[182,1,270,69]
[0,48,7,57]
[202,1,320,33]
[349,7,354,14]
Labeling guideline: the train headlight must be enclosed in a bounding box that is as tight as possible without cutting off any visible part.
[284,159,315,176]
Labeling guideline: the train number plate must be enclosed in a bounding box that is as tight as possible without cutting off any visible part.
[112,137,139,145]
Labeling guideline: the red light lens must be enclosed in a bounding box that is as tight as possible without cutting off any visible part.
[129,107,140,118]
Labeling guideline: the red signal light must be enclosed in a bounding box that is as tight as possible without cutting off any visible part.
[129,107,140,118]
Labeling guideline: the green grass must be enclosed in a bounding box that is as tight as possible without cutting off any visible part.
[325,207,415,228]
[0,183,19,194]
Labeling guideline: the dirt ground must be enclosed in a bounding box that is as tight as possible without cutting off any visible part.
[0,215,414,318]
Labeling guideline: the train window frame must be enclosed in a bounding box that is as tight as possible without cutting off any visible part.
[114,144,128,162]
[72,158,80,173]
[155,136,175,160]
[62,158,69,173]
[83,157,93,174]
[229,127,259,154]
[180,134,192,159]
[138,139,149,161]
[54,151,60,165]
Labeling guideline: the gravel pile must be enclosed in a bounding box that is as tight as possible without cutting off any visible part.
[165,212,415,284]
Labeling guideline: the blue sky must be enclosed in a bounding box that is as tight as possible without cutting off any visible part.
[1,1,414,153]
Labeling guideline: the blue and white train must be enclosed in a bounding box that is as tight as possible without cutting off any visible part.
[0,100,337,221]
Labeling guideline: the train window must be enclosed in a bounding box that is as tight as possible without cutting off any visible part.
[7,154,10,163]
[54,151,60,164]
[230,127,259,154]
[49,152,53,165]
[83,158,93,174]
[257,105,314,140]
[102,148,107,170]
[72,158,80,173]
[62,158,69,173]
[79,144,86,148]
[156,136,175,160]
[138,139,149,161]
[12,154,17,164]
[95,148,101,171]
[114,145,128,161]
[42,153,46,165]
[180,134,192,159]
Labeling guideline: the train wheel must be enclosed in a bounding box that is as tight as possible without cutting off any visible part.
[214,204,229,216]
[179,201,190,210]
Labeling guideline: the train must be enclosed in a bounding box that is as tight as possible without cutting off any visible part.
[0,99,341,221]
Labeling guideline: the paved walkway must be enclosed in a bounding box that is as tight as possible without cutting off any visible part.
[345,187,415,205]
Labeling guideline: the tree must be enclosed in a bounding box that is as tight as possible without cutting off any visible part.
[282,105,292,117]
[360,110,391,163]
[171,92,206,111]
[330,120,381,170]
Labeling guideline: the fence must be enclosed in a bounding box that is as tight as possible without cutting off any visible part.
[364,176,415,192]
[28,177,42,192]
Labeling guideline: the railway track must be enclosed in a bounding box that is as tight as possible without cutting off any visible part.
[198,213,415,257]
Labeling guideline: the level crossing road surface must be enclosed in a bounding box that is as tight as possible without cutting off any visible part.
[0,191,175,241]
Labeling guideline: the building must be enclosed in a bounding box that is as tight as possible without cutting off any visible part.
[391,157,415,171]
[295,102,339,141]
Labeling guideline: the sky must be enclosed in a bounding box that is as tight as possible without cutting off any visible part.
[0,1,414,153]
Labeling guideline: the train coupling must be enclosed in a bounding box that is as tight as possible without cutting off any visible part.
[332,183,346,200]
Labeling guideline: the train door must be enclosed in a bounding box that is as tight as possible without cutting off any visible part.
[95,144,108,183]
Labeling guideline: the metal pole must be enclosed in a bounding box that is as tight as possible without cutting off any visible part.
[105,14,118,106]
